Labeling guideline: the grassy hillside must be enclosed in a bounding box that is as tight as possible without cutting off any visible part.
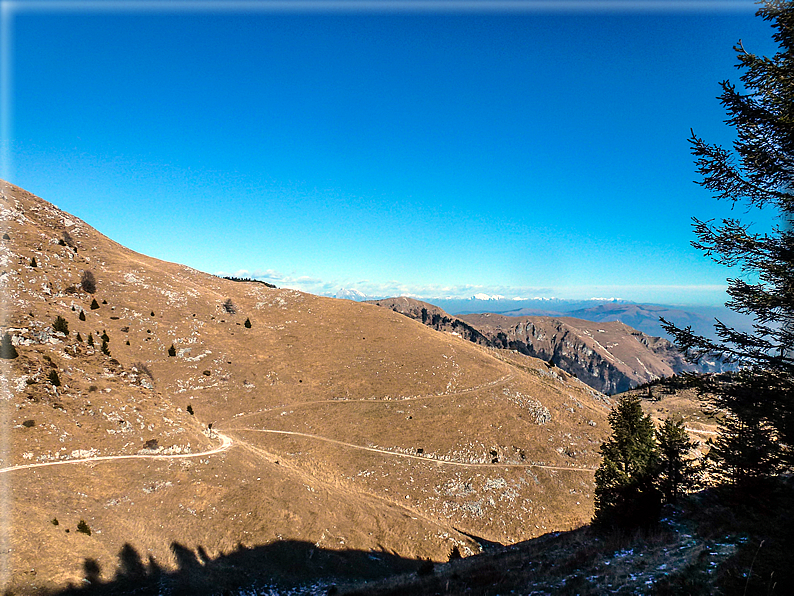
[1,182,612,594]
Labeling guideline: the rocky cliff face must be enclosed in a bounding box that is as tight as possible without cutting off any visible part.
[369,297,709,394]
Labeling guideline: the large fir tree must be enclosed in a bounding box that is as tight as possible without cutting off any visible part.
[593,395,660,528]
[662,0,794,487]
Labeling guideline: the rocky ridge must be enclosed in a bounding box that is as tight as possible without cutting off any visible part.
[368,297,715,394]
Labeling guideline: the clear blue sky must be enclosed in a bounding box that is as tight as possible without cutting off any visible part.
[3,0,781,305]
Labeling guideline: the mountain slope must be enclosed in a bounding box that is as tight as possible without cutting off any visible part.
[0,182,611,593]
[369,297,716,394]
[460,313,698,394]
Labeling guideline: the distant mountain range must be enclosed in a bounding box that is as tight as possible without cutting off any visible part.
[334,287,368,301]
[340,292,754,343]
[501,301,753,343]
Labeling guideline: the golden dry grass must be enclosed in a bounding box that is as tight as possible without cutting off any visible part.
[1,181,613,593]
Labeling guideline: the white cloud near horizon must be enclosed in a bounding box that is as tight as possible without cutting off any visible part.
[215,267,728,305]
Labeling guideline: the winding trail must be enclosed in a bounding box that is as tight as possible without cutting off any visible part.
[227,372,515,427]
[1,369,596,477]
[0,432,232,475]
[230,428,596,473]
[0,366,593,476]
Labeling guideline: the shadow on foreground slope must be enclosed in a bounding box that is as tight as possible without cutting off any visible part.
[340,482,794,596]
[39,540,423,596]
[32,481,794,596]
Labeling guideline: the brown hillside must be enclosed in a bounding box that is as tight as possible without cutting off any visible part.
[0,181,611,593]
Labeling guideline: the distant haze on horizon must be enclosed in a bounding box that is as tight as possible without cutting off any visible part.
[3,0,782,308]
[225,271,731,307]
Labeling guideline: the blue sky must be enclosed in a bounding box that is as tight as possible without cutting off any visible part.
[2,0,782,305]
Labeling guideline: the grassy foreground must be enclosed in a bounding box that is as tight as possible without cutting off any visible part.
[36,478,793,595]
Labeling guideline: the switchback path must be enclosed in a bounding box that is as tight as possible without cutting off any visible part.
[227,372,515,426]
[0,432,233,475]
[229,428,596,473]
[0,372,514,476]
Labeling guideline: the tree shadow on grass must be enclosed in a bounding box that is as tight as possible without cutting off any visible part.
[45,539,423,596]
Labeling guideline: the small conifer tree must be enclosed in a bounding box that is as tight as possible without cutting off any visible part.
[594,395,660,529]
[101,330,110,343]
[53,316,69,335]
[48,370,61,387]
[87,333,94,347]
[80,270,96,294]
[244,317,252,328]
[62,230,74,248]
[77,520,91,536]
[101,340,110,356]
[79,310,86,321]
[76,332,83,342]
[168,344,176,357]
[0,333,18,359]
[30,257,37,267]
[90,298,99,310]
[656,417,698,503]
